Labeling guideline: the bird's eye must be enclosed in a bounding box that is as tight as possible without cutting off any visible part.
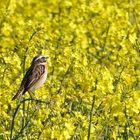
[42,57,46,62]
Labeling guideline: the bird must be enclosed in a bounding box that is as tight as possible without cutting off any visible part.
[12,55,48,100]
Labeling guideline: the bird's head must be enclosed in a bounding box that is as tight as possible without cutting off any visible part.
[32,55,48,65]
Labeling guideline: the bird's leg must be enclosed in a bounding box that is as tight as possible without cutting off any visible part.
[28,91,39,107]
[17,95,22,104]
[28,91,36,100]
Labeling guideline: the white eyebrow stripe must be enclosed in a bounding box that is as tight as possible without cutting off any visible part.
[35,55,44,61]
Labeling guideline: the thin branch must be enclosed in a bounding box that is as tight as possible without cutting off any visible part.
[87,95,96,140]
[10,98,50,140]
[57,61,74,94]
[21,48,29,131]
[103,22,111,48]
[10,104,20,140]
[20,98,50,105]
[12,108,37,140]
[29,29,40,43]
[90,19,103,47]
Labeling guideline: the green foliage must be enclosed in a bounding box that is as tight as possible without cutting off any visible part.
[0,0,140,139]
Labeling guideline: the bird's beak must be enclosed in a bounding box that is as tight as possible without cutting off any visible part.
[45,56,49,62]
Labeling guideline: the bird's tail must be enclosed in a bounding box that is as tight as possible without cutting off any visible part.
[12,87,24,100]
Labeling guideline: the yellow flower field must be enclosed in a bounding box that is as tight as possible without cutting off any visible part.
[0,0,140,139]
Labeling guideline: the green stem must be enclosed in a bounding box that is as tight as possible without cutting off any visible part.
[87,95,96,140]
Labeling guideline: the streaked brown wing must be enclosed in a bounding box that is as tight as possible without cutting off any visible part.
[25,65,45,91]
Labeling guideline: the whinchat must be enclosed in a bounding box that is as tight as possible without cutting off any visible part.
[12,55,48,100]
